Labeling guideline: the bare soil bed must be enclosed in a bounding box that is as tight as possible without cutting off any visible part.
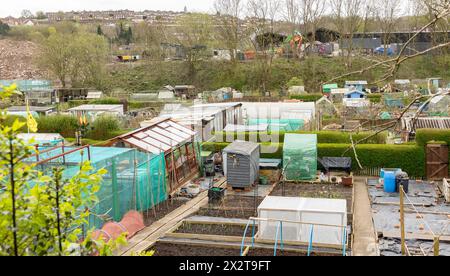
[208,195,264,209]
[143,197,189,226]
[151,242,241,256]
[270,182,353,212]
[196,208,257,219]
[175,222,256,237]
[195,195,263,219]
[246,248,336,256]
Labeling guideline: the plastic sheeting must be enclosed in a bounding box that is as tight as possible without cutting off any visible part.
[283,134,318,181]
[318,157,352,173]
[248,119,304,131]
[92,211,145,242]
[258,196,347,245]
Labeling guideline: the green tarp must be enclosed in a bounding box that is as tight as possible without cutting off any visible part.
[283,134,317,181]
[248,119,305,131]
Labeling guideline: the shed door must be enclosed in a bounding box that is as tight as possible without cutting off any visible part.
[426,144,449,180]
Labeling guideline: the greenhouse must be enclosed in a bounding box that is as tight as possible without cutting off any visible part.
[25,146,167,229]
[283,134,318,181]
[248,118,305,131]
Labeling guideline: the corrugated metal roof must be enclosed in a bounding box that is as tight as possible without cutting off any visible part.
[113,118,195,154]
[403,117,450,131]
[223,141,259,155]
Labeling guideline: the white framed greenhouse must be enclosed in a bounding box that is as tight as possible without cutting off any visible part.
[257,196,347,246]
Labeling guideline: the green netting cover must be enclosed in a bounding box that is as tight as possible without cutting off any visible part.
[248,119,304,131]
[283,134,317,181]
[26,146,167,229]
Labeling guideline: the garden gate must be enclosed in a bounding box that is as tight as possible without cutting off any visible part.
[426,143,449,180]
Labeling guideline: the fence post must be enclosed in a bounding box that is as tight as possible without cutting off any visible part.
[434,236,440,256]
[111,159,120,221]
[400,185,406,256]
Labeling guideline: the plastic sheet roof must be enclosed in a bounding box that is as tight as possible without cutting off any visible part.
[111,118,196,154]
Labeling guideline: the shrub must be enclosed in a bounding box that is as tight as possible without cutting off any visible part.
[90,98,122,105]
[317,143,425,177]
[1,115,27,132]
[415,129,450,147]
[201,142,283,159]
[36,115,78,138]
[367,94,382,103]
[214,131,387,144]
[68,100,90,108]
[289,94,323,102]
[85,115,121,140]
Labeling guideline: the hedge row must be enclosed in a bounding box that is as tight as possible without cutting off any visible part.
[317,143,425,177]
[36,115,78,138]
[415,129,450,147]
[289,94,323,102]
[202,142,425,177]
[36,114,126,140]
[367,94,382,103]
[68,99,165,110]
[214,130,387,144]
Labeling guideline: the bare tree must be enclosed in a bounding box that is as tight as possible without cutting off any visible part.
[214,0,243,62]
[299,0,326,54]
[375,0,402,56]
[246,0,281,95]
[331,0,364,67]
[284,0,301,32]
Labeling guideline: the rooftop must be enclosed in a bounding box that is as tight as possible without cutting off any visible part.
[223,140,259,155]
[68,104,123,111]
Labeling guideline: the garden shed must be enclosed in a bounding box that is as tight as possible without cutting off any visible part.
[283,134,318,181]
[159,102,243,141]
[106,118,199,194]
[427,95,450,116]
[242,102,315,131]
[223,141,260,188]
[322,83,338,94]
[345,80,368,92]
[257,196,347,246]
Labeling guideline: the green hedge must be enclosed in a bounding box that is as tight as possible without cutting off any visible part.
[85,115,121,140]
[214,131,387,144]
[415,129,450,147]
[289,94,323,102]
[202,142,283,159]
[202,142,425,177]
[68,100,91,108]
[90,98,122,105]
[367,94,382,103]
[36,115,78,138]
[317,143,425,177]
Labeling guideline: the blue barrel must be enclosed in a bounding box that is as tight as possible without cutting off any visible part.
[384,171,396,193]
[380,168,401,178]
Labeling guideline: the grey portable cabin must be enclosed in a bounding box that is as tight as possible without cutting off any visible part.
[223,141,260,188]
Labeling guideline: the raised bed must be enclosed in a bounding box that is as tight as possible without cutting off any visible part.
[175,222,256,237]
[143,198,189,226]
[151,242,241,256]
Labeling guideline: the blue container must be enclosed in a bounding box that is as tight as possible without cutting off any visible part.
[384,171,396,193]
[380,168,401,178]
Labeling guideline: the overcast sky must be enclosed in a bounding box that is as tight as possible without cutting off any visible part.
[0,0,215,17]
